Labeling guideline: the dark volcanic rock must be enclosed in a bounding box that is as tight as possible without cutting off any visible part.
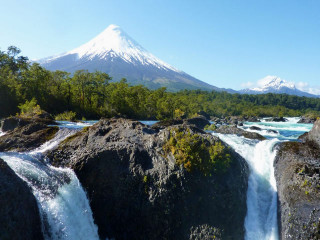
[152,117,210,130]
[0,122,59,151]
[306,119,320,148]
[275,120,320,240]
[246,116,260,122]
[0,158,43,240]
[298,116,318,124]
[183,116,210,130]
[1,114,57,132]
[267,129,278,134]
[197,111,210,120]
[215,125,266,141]
[151,119,183,129]
[265,117,288,122]
[1,117,32,132]
[48,118,249,240]
[249,126,262,131]
[298,132,308,141]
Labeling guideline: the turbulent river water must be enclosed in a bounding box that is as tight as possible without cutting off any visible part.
[0,118,313,239]
[217,117,313,240]
[0,125,99,240]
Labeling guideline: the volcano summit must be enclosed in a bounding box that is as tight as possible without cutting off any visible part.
[37,24,220,92]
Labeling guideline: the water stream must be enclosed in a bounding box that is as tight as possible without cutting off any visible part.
[0,127,99,240]
[213,117,313,240]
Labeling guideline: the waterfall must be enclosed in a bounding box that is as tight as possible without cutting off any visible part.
[0,128,99,240]
[214,133,279,240]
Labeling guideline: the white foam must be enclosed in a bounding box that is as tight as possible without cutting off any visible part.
[0,154,99,240]
[213,133,279,240]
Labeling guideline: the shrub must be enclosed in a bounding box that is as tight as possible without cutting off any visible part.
[204,124,217,131]
[55,111,77,121]
[18,98,43,117]
[163,128,231,176]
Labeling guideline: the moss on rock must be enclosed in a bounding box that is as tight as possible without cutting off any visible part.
[163,128,231,176]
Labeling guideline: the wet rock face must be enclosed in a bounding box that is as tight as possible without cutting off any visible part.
[0,122,59,152]
[275,121,320,240]
[215,125,266,141]
[0,158,43,240]
[48,118,249,240]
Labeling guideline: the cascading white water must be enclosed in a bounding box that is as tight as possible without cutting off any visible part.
[214,133,279,240]
[0,128,99,240]
[0,129,5,137]
[30,128,78,154]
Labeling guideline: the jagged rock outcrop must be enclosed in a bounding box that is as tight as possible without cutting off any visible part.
[0,121,59,152]
[275,119,320,239]
[215,125,266,141]
[48,118,249,240]
[1,112,56,132]
[0,158,43,240]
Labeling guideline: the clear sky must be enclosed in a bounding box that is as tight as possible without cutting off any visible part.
[1,0,319,92]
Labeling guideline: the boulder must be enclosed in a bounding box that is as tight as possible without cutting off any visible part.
[1,117,32,132]
[249,126,262,131]
[1,114,57,132]
[245,116,260,122]
[48,118,249,240]
[151,119,183,129]
[152,117,210,131]
[275,120,320,239]
[267,129,278,134]
[215,125,266,141]
[298,116,318,124]
[183,116,210,130]
[0,158,43,240]
[0,122,59,152]
[306,119,320,148]
[265,117,288,122]
[197,110,210,120]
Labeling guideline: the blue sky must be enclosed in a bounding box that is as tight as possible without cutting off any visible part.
[1,0,319,92]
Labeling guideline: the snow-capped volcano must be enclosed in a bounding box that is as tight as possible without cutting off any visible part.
[251,76,295,92]
[240,76,318,97]
[37,24,221,92]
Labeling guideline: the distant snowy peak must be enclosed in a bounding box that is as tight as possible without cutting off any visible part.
[251,76,296,92]
[240,75,318,97]
[41,24,179,72]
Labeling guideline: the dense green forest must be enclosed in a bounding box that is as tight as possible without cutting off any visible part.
[1,46,320,120]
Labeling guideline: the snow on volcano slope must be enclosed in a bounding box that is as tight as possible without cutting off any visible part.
[240,76,319,97]
[37,25,222,92]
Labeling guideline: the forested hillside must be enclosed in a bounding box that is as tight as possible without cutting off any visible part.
[1,47,320,120]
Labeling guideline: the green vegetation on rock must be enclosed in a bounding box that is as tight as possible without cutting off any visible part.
[18,98,43,117]
[163,128,231,176]
[55,111,77,121]
[204,124,217,131]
